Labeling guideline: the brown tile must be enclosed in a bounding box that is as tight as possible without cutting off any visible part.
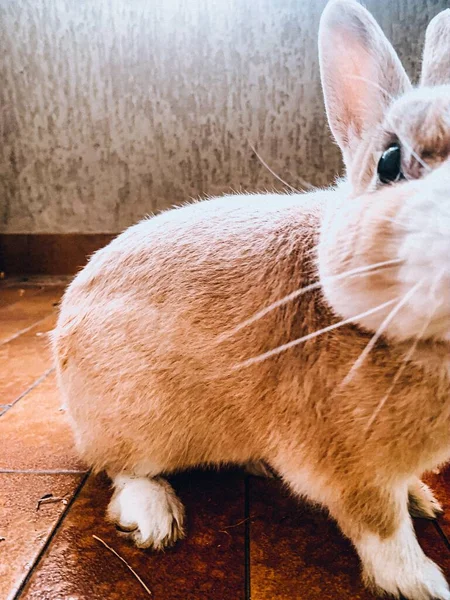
[0,314,57,406]
[0,285,42,309]
[0,472,85,600]
[0,373,86,472]
[415,517,450,580]
[249,477,450,600]
[21,469,246,600]
[0,287,64,344]
[424,465,450,541]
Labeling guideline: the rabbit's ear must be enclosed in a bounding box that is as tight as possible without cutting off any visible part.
[420,9,450,87]
[319,0,411,167]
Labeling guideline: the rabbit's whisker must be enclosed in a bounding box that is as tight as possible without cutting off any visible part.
[217,258,403,343]
[395,133,432,174]
[347,75,395,102]
[247,140,314,193]
[364,324,426,435]
[339,279,424,389]
[378,214,450,232]
[378,216,407,227]
[364,272,443,435]
[387,113,433,173]
[347,76,432,174]
[232,297,399,370]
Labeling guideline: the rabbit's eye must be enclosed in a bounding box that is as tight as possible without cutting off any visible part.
[377,144,403,184]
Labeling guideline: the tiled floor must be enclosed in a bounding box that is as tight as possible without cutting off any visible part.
[1,278,449,600]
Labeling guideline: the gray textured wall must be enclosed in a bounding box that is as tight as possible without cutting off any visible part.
[0,0,447,234]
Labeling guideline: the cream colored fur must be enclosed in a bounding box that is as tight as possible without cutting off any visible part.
[53,1,450,598]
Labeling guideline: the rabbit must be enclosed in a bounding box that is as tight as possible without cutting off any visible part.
[52,0,450,598]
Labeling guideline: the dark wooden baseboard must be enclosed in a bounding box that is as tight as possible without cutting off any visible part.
[0,234,116,276]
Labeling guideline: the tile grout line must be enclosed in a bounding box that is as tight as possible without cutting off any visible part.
[0,287,44,312]
[0,469,88,474]
[1,367,55,418]
[0,312,53,346]
[433,520,450,553]
[1,281,69,288]
[244,475,251,600]
[13,470,91,600]
[1,303,60,415]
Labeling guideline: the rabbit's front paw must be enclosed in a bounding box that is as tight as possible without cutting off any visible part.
[107,475,185,550]
[360,520,449,599]
[366,556,450,600]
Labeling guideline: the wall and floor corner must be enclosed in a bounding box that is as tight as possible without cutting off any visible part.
[0,0,447,273]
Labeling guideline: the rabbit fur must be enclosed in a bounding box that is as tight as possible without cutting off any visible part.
[53,1,450,597]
